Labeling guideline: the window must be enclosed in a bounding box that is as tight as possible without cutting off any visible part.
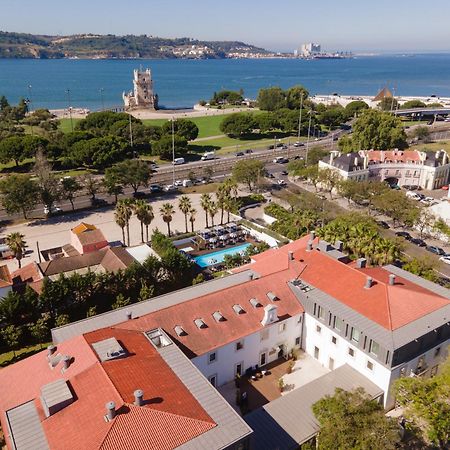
[333,317,343,332]
[260,352,267,366]
[314,346,320,360]
[278,323,286,334]
[235,363,243,376]
[351,328,360,343]
[236,340,244,351]
[434,347,441,358]
[367,361,373,371]
[260,329,269,341]
[295,337,301,346]
[316,325,322,333]
[348,347,355,357]
[208,374,217,387]
[318,306,325,320]
[332,336,337,345]
[208,352,217,363]
[369,340,380,357]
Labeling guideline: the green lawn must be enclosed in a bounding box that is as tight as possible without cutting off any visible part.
[141,118,168,128]
[0,342,51,367]
[59,118,82,133]
[409,141,450,153]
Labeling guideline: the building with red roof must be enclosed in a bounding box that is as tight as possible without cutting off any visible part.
[319,148,450,189]
[1,235,449,449]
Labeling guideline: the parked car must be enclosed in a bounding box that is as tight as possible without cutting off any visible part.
[376,221,390,229]
[395,231,412,240]
[172,157,185,165]
[44,205,62,215]
[163,185,178,192]
[174,180,183,187]
[245,149,253,154]
[273,156,288,164]
[293,141,305,147]
[280,170,288,176]
[426,245,446,256]
[196,177,207,184]
[133,191,146,199]
[439,256,450,265]
[266,173,275,179]
[150,184,162,193]
[235,152,244,157]
[411,238,426,247]
[277,179,287,186]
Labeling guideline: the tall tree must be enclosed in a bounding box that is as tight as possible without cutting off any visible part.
[107,159,151,194]
[312,387,400,450]
[160,203,175,237]
[394,354,450,449]
[81,173,102,203]
[0,325,22,358]
[103,167,124,203]
[220,113,256,137]
[114,205,127,246]
[133,199,154,243]
[207,201,218,227]
[60,177,81,211]
[178,195,192,233]
[161,119,199,141]
[116,199,133,246]
[33,149,60,212]
[232,159,265,191]
[0,174,39,219]
[188,207,197,233]
[200,193,212,228]
[29,316,50,348]
[5,232,26,268]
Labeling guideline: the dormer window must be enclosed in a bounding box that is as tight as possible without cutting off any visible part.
[212,311,225,322]
[232,304,245,315]
[174,325,187,337]
[194,318,207,329]
[266,292,279,302]
[250,298,262,308]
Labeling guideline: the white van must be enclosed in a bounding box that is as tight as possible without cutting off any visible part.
[173,157,185,165]
[182,179,193,187]
[201,152,215,161]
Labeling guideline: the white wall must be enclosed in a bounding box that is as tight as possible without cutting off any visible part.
[192,314,303,386]
[241,225,280,249]
[0,285,12,299]
[303,314,392,407]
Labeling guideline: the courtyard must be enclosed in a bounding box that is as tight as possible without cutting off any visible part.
[218,351,329,416]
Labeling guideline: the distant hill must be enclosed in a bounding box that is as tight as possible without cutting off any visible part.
[0,31,271,59]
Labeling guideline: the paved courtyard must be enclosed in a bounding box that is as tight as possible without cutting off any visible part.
[1,193,213,272]
[218,352,329,415]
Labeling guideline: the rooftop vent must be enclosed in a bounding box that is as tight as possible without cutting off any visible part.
[212,311,226,322]
[247,273,254,281]
[292,279,312,293]
[61,355,72,373]
[335,240,344,251]
[92,337,127,362]
[365,276,373,289]
[288,251,294,261]
[261,304,278,327]
[126,311,132,320]
[250,298,262,308]
[266,291,279,302]
[105,401,116,421]
[356,258,367,269]
[49,353,62,369]
[306,241,313,252]
[317,240,333,252]
[40,379,74,417]
[310,231,316,240]
[174,325,187,337]
[389,274,396,286]
[134,389,144,406]
[47,345,57,357]
[194,318,207,329]
[232,304,245,315]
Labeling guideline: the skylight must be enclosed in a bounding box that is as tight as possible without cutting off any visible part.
[174,325,187,337]
[194,318,207,329]
[250,298,262,308]
[232,304,245,315]
[266,291,279,301]
[212,311,225,322]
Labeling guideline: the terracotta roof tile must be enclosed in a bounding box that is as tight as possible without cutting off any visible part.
[71,222,98,235]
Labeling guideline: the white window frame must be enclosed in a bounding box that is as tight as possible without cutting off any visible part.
[278,322,286,334]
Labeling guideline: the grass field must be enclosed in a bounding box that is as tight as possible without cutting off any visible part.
[59,118,82,133]
[409,141,450,153]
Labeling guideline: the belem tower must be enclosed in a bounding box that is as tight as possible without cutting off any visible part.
[122,68,158,110]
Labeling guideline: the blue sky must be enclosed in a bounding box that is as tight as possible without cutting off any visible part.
[2,0,450,53]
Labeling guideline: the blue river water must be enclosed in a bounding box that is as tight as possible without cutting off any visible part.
[1,54,450,110]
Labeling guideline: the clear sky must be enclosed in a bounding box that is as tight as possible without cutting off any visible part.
[2,0,450,53]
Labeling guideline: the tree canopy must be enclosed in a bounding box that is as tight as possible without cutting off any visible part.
[232,159,265,191]
[220,113,256,137]
[161,119,199,141]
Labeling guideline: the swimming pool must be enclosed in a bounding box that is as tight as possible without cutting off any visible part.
[193,243,251,268]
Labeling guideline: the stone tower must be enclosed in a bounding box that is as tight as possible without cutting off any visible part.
[123,68,158,110]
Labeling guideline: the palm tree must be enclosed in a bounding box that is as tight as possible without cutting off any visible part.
[200,193,212,228]
[114,206,127,246]
[160,203,175,236]
[188,207,197,233]
[223,195,235,223]
[5,232,26,268]
[141,204,154,242]
[178,195,192,233]
[115,199,133,246]
[133,199,154,243]
[208,201,218,227]
[216,184,227,225]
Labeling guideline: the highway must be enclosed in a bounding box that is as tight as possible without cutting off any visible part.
[0,137,334,221]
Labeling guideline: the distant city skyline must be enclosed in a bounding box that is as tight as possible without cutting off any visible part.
[2,0,450,53]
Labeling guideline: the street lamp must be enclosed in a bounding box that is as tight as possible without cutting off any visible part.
[297,92,304,142]
[171,117,176,186]
[66,89,74,132]
[306,110,313,165]
[27,85,34,136]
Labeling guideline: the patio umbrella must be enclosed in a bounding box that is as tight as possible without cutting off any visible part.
[230,233,237,239]
[209,238,215,243]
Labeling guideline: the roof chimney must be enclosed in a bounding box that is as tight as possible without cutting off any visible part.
[134,389,144,406]
[62,355,71,371]
[310,231,316,241]
[365,277,373,289]
[389,274,396,286]
[306,241,313,252]
[47,345,56,357]
[356,258,367,269]
[126,311,132,320]
[248,273,254,281]
[288,251,294,261]
[105,401,116,421]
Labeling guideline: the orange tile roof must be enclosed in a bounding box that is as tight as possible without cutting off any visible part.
[71,222,98,235]
[367,150,421,163]
[116,267,304,357]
